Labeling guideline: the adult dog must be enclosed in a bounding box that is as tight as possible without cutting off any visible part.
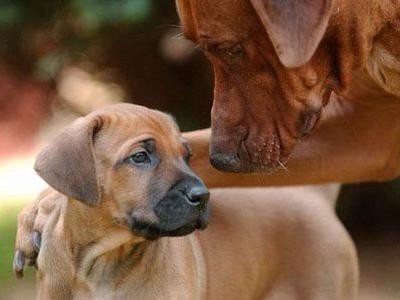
[176,0,400,185]
[14,104,357,299]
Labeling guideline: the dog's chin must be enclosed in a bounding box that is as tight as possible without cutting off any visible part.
[210,137,294,173]
[129,217,208,240]
[210,153,291,174]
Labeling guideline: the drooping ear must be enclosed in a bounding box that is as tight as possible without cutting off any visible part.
[34,116,103,206]
[250,0,332,68]
[175,0,196,40]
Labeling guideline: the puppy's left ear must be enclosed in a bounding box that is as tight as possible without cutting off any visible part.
[34,116,103,206]
[250,0,332,68]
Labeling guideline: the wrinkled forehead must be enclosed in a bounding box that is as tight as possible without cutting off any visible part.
[176,0,257,42]
[94,107,183,153]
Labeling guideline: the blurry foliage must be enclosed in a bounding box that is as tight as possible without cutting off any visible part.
[72,0,152,31]
[0,0,154,77]
[0,0,212,131]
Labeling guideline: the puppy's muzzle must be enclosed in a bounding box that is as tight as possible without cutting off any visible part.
[130,177,210,239]
[155,177,210,230]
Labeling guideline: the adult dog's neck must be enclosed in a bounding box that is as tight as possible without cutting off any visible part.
[327,0,399,97]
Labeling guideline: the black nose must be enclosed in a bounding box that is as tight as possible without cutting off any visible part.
[210,152,241,172]
[185,185,210,207]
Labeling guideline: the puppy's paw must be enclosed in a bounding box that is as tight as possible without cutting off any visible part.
[14,204,40,278]
[14,189,57,278]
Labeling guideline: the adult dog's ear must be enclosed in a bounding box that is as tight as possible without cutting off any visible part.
[34,116,103,206]
[250,0,332,68]
[175,0,196,40]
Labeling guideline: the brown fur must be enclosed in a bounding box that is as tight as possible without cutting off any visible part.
[176,0,400,182]
[15,104,358,299]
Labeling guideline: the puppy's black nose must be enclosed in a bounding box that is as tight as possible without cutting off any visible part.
[185,186,209,207]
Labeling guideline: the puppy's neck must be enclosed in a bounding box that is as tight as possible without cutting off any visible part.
[64,198,131,245]
[59,198,205,298]
[63,198,162,285]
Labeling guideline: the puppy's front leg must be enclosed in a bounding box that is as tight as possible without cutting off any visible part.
[37,255,74,300]
[36,203,75,300]
[14,189,58,277]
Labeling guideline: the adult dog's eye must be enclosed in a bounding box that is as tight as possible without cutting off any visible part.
[128,151,150,165]
[215,43,244,58]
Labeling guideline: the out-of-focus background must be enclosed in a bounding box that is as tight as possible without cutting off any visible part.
[0,1,399,299]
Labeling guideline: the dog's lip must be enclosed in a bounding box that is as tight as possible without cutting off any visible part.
[210,151,289,173]
[196,218,208,230]
[133,223,197,239]
[211,130,293,173]
[298,110,321,138]
[129,216,208,239]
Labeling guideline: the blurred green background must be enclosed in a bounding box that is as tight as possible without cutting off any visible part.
[0,1,399,299]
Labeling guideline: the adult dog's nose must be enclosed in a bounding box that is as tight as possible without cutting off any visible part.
[185,185,209,207]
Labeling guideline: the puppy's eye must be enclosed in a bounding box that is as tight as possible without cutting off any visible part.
[183,144,192,162]
[127,151,150,165]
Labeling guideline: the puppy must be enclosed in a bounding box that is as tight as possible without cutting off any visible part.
[16,104,358,299]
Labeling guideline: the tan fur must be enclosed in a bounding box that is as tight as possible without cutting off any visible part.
[16,104,358,299]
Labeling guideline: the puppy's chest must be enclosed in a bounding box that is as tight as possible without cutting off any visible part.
[76,262,194,300]
[75,248,202,300]
[74,249,176,299]
[75,249,137,297]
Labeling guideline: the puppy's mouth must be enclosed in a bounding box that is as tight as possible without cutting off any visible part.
[128,213,209,240]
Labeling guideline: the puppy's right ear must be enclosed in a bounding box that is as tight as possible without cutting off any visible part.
[34,116,103,206]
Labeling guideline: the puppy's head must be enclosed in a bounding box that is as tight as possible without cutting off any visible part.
[34,103,210,240]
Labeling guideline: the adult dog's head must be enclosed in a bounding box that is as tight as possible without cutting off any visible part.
[177,0,339,172]
[34,104,210,240]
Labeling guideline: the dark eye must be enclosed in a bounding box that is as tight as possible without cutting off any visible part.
[127,151,150,165]
[183,143,192,162]
[215,43,244,58]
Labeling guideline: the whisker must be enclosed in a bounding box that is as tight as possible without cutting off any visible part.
[172,32,184,40]
[277,160,289,173]
[155,24,183,29]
